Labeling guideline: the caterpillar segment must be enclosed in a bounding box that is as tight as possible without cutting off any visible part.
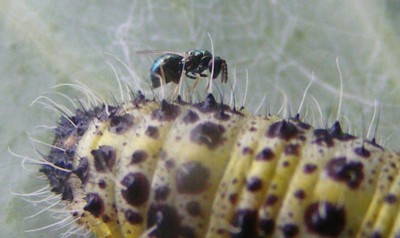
[42,93,400,238]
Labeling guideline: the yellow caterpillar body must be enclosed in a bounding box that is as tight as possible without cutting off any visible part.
[42,93,400,238]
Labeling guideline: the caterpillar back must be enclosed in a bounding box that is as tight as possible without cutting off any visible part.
[40,88,400,238]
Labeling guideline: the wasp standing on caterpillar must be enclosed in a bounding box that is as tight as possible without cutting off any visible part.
[17,51,400,238]
[148,49,228,88]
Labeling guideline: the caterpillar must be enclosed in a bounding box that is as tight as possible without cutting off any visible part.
[35,81,400,238]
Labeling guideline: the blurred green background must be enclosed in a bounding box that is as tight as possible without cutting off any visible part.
[1,1,400,237]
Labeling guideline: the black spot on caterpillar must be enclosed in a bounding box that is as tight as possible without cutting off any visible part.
[38,88,400,238]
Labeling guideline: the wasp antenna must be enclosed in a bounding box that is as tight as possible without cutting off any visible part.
[136,50,185,56]
[220,59,228,83]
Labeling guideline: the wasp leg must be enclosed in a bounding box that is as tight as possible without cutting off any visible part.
[189,76,201,96]
[185,73,197,79]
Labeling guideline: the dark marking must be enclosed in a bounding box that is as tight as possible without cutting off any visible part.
[256,148,275,161]
[292,115,312,130]
[91,145,116,172]
[176,161,210,194]
[131,150,148,164]
[125,210,143,224]
[181,226,196,238]
[83,193,104,217]
[98,179,106,189]
[147,204,180,238]
[304,202,346,237]
[154,186,170,201]
[61,185,73,201]
[249,127,257,132]
[329,121,356,141]
[121,172,150,206]
[313,129,334,147]
[267,120,299,141]
[246,177,263,192]
[151,100,181,121]
[242,147,253,155]
[182,110,199,124]
[194,93,218,112]
[42,105,109,201]
[73,157,89,184]
[354,146,371,158]
[282,224,299,238]
[229,193,238,205]
[371,231,383,238]
[214,110,230,121]
[186,201,202,217]
[259,218,275,235]
[165,159,175,169]
[265,195,278,206]
[303,163,317,174]
[294,189,306,200]
[230,209,258,238]
[193,94,244,115]
[284,144,300,156]
[133,90,146,105]
[190,122,225,150]
[217,229,225,235]
[282,161,290,167]
[384,194,397,204]
[109,114,134,134]
[145,126,159,139]
[175,95,185,104]
[326,157,364,189]
[102,215,111,223]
